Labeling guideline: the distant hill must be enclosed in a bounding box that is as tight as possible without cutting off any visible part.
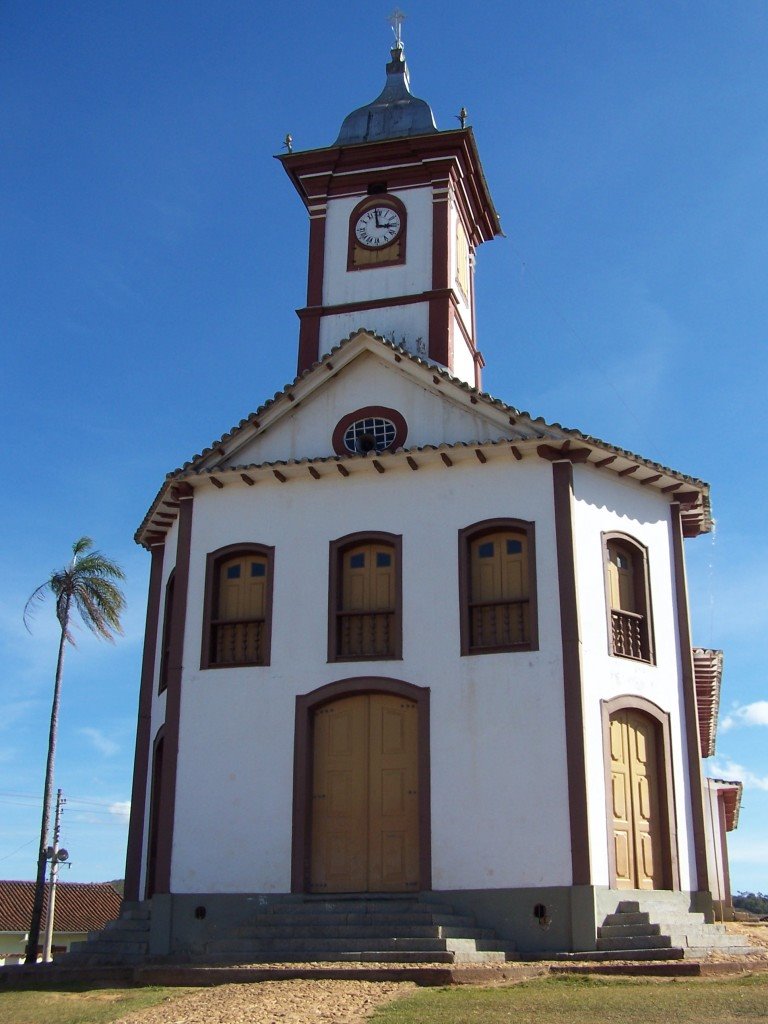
[107,879,124,896]
[732,892,768,916]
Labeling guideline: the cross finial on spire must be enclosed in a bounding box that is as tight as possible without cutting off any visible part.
[389,8,406,49]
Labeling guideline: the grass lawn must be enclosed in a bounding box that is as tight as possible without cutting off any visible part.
[371,973,768,1024]
[0,984,192,1024]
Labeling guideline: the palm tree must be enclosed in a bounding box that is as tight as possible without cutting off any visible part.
[23,537,126,964]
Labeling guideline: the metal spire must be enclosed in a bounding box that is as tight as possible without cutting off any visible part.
[389,9,406,50]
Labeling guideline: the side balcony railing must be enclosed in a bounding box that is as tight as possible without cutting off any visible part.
[611,609,650,662]
[469,598,529,650]
[337,609,395,659]
[212,618,266,665]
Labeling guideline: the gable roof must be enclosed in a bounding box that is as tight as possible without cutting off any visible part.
[0,881,121,933]
[706,779,743,831]
[136,329,712,547]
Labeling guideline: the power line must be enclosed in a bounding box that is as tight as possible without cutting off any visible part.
[0,790,128,808]
[0,838,37,863]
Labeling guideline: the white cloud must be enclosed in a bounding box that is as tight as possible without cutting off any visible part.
[108,801,130,824]
[79,727,119,757]
[710,757,768,792]
[721,701,768,732]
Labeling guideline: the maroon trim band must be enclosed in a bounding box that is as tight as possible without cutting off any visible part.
[670,501,710,892]
[123,543,165,903]
[553,461,591,886]
[153,486,194,894]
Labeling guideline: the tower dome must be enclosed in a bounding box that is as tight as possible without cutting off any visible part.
[334,44,437,146]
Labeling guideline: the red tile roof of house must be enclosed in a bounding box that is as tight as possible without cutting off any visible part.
[0,881,121,933]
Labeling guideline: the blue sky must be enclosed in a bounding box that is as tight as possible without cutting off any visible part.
[2,3,766,894]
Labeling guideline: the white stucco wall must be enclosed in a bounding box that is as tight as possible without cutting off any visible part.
[448,198,472,333]
[571,465,696,890]
[451,327,477,386]
[163,455,573,894]
[319,304,429,360]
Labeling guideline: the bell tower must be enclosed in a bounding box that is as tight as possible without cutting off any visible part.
[279,36,501,388]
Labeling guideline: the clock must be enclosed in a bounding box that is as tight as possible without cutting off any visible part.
[348,194,407,270]
[354,205,403,249]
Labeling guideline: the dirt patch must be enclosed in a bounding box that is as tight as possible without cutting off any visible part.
[113,980,415,1024]
[722,921,768,950]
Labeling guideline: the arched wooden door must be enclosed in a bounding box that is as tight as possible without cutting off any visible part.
[310,693,419,893]
[609,709,665,889]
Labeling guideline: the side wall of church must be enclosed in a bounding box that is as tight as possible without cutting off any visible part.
[571,465,697,891]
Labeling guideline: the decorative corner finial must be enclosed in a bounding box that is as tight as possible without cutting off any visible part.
[456,107,468,129]
[388,8,406,50]
[283,133,293,154]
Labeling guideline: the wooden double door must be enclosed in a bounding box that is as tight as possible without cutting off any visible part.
[310,694,419,893]
[609,709,665,890]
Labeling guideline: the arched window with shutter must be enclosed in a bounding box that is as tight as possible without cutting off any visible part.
[604,534,654,663]
[459,519,538,655]
[328,533,402,662]
[201,544,275,668]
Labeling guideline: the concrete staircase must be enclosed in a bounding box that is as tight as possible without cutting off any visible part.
[199,895,518,964]
[61,901,150,966]
[593,899,756,961]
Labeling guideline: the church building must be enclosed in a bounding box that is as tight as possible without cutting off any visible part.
[118,34,743,961]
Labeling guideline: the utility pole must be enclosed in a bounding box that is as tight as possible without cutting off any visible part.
[42,789,66,963]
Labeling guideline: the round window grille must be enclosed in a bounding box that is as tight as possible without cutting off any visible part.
[343,417,397,454]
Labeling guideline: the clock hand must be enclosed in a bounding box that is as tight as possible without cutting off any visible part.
[374,210,383,229]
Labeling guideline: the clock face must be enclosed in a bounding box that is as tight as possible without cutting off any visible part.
[354,206,402,249]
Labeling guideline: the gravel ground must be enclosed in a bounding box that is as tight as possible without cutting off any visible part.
[113,980,415,1024]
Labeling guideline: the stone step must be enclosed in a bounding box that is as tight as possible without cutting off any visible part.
[207,936,463,954]
[103,917,150,932]
[672,929,753,949]
[244,911,478,929]
[230,924,494,941]
[654,913,707,929]
[260,899,457,916]
[557,946,685,962]
[599,922,661,938]
[684,944,763,960]
[444,943,507,963]
[602,911,651,927]
[616,901,641,914]
[85,928,149,944]
[62,953,149,967]
[195,950,459,964]
[597,934,672,951]
[69,939,148,957]
[120,905,151,921]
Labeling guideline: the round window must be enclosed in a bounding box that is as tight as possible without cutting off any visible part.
[332,407,408,457]
[343,417,397,454]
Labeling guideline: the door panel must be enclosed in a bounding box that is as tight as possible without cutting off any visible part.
[310,696,368,893]
[311,694,418,893]
[609,710,665,890]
